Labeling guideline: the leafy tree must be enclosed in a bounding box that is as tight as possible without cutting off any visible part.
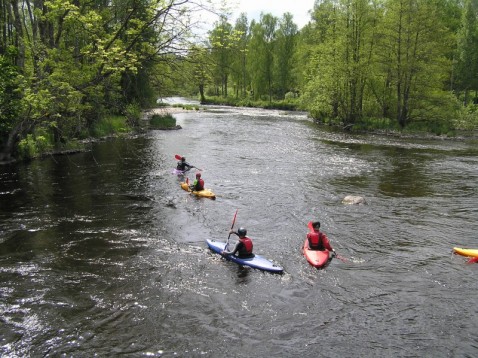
[275,13,298,98]
[231,13,250,98]
[0,0,197,160]
[248,13,278,102]
[0,49,21,154]
[209,16,234,96]
[379,0,452,127]
[454,0,478,104]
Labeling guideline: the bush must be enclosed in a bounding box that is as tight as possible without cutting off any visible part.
[124,102,141,127]
[150,113,176,128]
[16,131,54,159]
[454,104,478,131]
[91,115,129,137]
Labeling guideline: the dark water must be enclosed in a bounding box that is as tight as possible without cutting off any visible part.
[1,101,478,357]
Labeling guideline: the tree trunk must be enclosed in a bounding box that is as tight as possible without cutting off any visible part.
[199,83,206,103]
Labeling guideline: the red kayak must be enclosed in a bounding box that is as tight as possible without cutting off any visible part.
[303,221,332,268]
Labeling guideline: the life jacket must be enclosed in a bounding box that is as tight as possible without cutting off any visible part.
[238,237,253,256]
[194,178,204,191]
[177,161,187,170]
[308,232,325,250]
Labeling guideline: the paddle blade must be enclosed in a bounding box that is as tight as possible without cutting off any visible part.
[335,254,348,263]
[186,177,189,185]
[307,221,314,232]
[175,154,182,160]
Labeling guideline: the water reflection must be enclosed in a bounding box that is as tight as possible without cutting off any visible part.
[378,148,434,197]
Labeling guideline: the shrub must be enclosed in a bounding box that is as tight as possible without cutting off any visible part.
[91,115,129,137]
[150,113,176,128]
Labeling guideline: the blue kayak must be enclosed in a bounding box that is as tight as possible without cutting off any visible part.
[206,239,283,273]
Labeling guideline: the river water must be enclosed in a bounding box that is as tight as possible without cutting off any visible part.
[1,100,477,357]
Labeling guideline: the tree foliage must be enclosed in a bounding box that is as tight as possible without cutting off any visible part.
[0,0,196,160]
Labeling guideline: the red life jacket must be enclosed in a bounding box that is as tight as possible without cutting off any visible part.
[308,232,325,250]
[239,237,253,256]
[194,178,204,191]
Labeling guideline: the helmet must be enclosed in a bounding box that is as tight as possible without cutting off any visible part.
[181,157,186,161]
[237,227,247,236]
[196,172,201,178]
[312,221,320,229]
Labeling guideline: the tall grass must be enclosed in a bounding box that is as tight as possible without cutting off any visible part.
[91,115,130,137]
[150,113,177,129]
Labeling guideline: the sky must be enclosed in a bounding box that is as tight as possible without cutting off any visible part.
[230,0,316,29]
[203,0,316,30]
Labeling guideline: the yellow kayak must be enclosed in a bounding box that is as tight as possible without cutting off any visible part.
[180,182,216,199]
[453,247,478,258]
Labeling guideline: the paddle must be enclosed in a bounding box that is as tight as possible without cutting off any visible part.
[224,209,238,252]
[307,221,314,232]
[174,154,202,171]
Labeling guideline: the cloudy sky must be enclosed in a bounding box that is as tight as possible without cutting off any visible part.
[230,0,316,28]
[200,0,316,31]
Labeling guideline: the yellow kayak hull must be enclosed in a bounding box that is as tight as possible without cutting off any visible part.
[180,182,216,199]
[453,247,478,258]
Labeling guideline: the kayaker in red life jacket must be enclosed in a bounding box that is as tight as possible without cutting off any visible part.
[190,172,204,191]
[222,227,254,258]
[307,221,336,256]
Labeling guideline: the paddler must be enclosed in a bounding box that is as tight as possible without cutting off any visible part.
[176,156,193,171]
[189,172,205,191]
[307,221,336,256]
[221,227,254,258]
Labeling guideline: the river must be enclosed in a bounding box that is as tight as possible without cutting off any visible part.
[1,100,477,357]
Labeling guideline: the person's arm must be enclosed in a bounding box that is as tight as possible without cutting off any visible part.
[306,232,312,249]
[222,242,240,255]
[323,234,335,252]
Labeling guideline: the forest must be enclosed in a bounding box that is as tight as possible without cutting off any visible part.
[1,0,478,162]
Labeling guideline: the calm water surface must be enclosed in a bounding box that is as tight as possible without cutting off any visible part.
[1,101,477,357]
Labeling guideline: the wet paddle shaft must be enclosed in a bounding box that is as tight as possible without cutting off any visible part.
[225,209,238,251]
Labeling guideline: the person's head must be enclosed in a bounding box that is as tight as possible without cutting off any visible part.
[312,221,320,230]
[196,172,201,178]
[237,227,247,237]
[181,157,186,162]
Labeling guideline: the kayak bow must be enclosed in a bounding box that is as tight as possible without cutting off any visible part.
[453,247,478,258]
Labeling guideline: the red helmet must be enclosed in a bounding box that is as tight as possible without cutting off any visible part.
[196,172,201,178]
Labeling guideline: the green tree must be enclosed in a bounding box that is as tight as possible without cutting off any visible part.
[230,13,250,98]
[454,0,478,104]
[0,0,197,160]
[209,16,234,96]
[275,13,298,98]
[248,13,278,102]
[379,0,452,127]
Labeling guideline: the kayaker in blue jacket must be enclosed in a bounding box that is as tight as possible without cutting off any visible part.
[222,227,254,258]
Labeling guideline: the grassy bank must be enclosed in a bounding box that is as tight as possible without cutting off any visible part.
[201,96,303,111]
[17,114,134,161]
